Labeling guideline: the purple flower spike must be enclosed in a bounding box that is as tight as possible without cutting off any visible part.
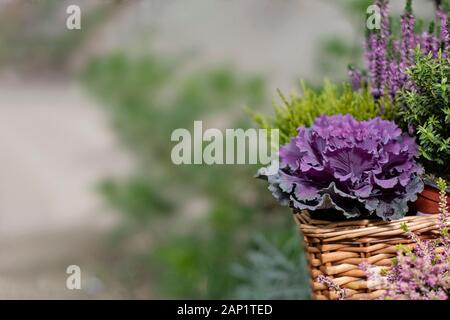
[348,66,365,91]
[368,0,390,99]
[437,7,449,57]
[400,1,416,83]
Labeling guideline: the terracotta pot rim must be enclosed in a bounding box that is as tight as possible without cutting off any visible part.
[418,192,439,203]
[423,178,450,193]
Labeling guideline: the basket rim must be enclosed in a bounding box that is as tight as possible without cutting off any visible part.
[295,210,446,242]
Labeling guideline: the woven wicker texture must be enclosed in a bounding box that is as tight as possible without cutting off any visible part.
[295,210,446,300]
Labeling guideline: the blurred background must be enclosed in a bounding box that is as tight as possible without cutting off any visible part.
[0,0,436,299]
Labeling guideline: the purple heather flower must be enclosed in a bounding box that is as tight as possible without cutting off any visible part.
[437,7,449,57]
[400,1,416,86]
[368,0,390,99]
[364,35,375,76]
[420,31,440,57]
[387,59,400,98]
[438,178,449,253]
[427,274,438,287]
[317,275,346,300]
[392,39,401,56]
[447,17,450,54]
[437,290,448,300]
[348,66,364,91]
[367,34,380,97]
[380,0,390,41]
[362,178,450,300]
[372,37,388,99]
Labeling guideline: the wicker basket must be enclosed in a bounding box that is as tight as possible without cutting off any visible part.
[294,210,446,300]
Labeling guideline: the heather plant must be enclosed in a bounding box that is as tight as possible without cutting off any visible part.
[250,81,396,145]
[257,114,424,221]
[363,177,450,300]
[351,0,449,101]
[399,50,450,179]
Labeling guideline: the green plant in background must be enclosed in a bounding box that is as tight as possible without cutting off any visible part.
[99,176,174,222]
[400,49,450,179]
[250,81,397,145]
[150,204,256,298]
[82,52,306,298]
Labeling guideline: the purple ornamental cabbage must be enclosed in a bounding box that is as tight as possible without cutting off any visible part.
[258,114,424,220]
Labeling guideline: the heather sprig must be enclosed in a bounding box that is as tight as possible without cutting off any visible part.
[364,177,450,300]
[369,0,390,99]
[317,275,346,300]
[419,21,440,58]
[437,5,449,57]
[437,178,449,251]
[348,65,365,91]
[400,0,416,77]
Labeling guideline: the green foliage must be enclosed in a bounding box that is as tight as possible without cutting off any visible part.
[99,176,174,222]
[250,81,397,144]
[233,232,311,300]
[150,204,253,298]
[400,50,450,178]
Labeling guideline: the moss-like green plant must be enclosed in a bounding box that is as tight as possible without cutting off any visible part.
[250,81,397,145]
[400,50,450,178]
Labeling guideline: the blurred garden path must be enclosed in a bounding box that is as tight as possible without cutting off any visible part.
[0,78,131,298]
